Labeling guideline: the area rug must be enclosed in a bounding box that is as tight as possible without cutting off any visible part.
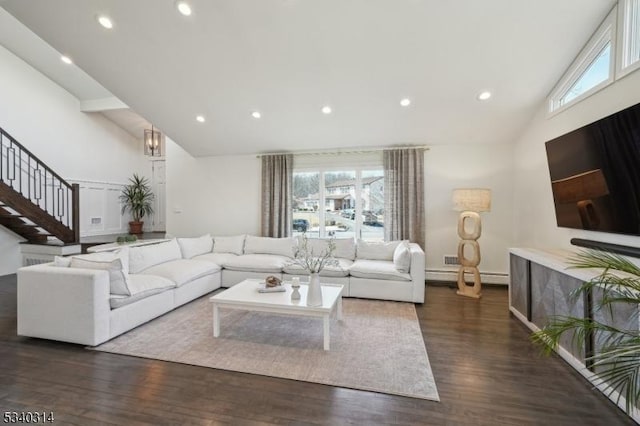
[91,296,439,401]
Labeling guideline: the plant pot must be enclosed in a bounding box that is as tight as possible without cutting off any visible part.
[128,221,144,235]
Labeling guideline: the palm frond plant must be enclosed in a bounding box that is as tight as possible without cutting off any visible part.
[119,174,154,234]
[531,249,640,415]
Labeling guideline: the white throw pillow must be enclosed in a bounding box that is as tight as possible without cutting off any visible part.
[393,241,411,273]
[213,235,246,255]
[244,235,297,257]
[356,240,402,261]
[70,249,131,296]
[177,234,213,259]
[53,256,71,267]
[129,239,182,274]
[70,247,130,272]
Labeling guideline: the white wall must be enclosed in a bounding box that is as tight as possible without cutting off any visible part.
[0,44,149,275]
[167,141,515,281]
[425,144,514,283]
[512,70,640,250]
[165,139,261,237]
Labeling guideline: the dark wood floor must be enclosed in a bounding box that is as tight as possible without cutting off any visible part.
[0,275,633,426]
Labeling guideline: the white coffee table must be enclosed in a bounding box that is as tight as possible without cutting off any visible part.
[209,279,343,350]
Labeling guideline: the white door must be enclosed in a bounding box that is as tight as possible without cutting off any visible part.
[151,160,166,232]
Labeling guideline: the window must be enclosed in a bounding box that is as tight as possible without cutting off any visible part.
[550,2,640,114]
[559,42,611,107]
[549,8,616,113]
[617,0,640,76]
[292,168,384,241]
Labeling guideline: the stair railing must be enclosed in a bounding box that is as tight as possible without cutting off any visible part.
[0,127,79,243]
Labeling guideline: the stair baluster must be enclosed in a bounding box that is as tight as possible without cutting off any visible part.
[0,126,79,244]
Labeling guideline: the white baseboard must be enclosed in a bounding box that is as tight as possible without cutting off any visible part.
[425,269,508,285]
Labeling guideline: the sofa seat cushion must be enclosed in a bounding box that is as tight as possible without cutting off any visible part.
[142,259,221,287]
[283,258,353,277]
[109,274,175,309]
[193,252,239,268]
[223,254,290,273]
[349,259,411,281]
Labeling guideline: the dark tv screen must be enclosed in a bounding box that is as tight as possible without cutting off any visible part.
[545,102,640,236]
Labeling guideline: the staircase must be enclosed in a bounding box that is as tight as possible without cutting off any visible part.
[0,127,79,245]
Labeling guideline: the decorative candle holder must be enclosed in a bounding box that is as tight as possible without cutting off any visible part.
[291,276,301,301]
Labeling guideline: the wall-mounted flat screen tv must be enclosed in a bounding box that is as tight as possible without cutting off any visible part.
[545,101,640,236]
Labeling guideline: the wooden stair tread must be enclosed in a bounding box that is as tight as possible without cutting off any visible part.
[0,127,79,244]
[1,182,77,243]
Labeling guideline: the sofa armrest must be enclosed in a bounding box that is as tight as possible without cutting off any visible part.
[409,243,426,303]
[17,264,111,346]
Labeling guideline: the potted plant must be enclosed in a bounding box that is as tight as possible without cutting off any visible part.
[532,249,640,415]
[119,174,154,235]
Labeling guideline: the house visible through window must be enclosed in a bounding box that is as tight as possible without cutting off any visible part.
[292,169,384,241]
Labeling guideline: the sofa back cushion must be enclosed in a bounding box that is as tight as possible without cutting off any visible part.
[177,234,213,259]
[213,235,246,255]
[356,240,402,261]
[129,239,182,274]
[244,235,297,258]
[300,237,356,260]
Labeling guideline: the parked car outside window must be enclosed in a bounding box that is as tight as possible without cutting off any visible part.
[293,219,309,232]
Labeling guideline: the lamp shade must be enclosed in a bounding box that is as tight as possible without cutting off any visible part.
[551,169,609,204]
[452,188,492,212]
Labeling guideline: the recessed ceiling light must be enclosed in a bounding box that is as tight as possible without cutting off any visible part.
[321,106,332,114]
[176,1,192,16]
[400,98,411,107]
[477,91,492,101]
[196,115,205,123]
[97,15,113,29]
[251,111,261,119]
[60,55,73,65]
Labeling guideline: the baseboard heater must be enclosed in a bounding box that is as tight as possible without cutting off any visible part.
[570,238,640,258]
[425,269,508,285]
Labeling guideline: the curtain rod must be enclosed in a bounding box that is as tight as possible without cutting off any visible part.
[256,145,429,158]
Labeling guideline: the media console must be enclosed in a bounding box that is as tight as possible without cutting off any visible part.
[509,248,640,423]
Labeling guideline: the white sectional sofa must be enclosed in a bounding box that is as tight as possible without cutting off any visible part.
[17,234,425,346]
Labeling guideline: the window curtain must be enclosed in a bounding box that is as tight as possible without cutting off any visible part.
[261,154,293,237]
[384,149,425,248]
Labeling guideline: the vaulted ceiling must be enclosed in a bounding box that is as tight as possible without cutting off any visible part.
[0,0,616,156]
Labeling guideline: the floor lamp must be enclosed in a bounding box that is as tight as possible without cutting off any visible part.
[452,188,491,299]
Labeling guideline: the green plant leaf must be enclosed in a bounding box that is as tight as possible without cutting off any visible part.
[532,249,640,414]
[119,173,155,222]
